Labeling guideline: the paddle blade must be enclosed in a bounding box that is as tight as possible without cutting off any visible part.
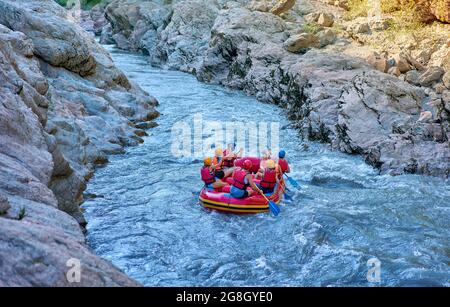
[287,175,300,189]
[268,200,280,216]
[283,192,292,201]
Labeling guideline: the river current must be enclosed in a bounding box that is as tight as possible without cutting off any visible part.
[83,45,450,286]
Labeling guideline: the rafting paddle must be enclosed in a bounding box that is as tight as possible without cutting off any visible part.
[259,190,280,216]
[284,173,300,189]
[279,182,292,200]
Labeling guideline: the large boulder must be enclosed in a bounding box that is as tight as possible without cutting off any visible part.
[0,0,96,76]
[419,66,445,86]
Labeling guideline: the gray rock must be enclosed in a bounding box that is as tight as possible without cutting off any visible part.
[349,22,370,34]
[419,66,445,86]
[318,29,336,47]
[405,70,421,85]
[0,0,96,76]
[0,0,159,286]
[105,0,450,178]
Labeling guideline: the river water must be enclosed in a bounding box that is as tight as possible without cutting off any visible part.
[83,45,450,286]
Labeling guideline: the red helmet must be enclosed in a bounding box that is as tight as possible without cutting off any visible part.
[242,159,252,170]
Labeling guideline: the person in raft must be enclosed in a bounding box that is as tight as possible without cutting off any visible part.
[211,148,225,179]
[256,159,279,194]
[259,149,273,170]
[200,157,229,190]
[230,159,261,198]
[276,150,290,175]
[222,143,243,170]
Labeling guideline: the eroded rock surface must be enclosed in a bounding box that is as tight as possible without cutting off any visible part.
[102,0,449,177]
[0,0,159,286]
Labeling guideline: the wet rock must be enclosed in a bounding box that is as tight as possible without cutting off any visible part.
[317,13,334,27]
[419,66,445,86]
[100,24,115,45]
[284,33,320,52]
[270,0,296,16]
[134,121,159,129]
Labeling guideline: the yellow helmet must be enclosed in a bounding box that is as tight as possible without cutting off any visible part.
[204,157,212,166]
[266,159,275,169]
[215,148,223,156]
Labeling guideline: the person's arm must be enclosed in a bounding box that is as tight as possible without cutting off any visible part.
[247,175,261,192]
[286,161,291,173]
[237,148,244,158]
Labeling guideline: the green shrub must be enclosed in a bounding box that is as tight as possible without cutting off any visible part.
[302,22,322,34]
[17,207,26,220]
[344,0,369,21]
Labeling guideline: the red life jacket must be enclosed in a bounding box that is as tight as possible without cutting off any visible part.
[200,166,215,185]
[260,168,277,189]
[222,157,235,168]
[278,159,289,173]
[232,169,249,190]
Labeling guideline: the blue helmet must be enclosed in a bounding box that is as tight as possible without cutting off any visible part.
[278,150,286,158]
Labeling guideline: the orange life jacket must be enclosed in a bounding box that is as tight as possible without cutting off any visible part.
[232,169,249,190]
[200,166,215,185]
[260,168,277,189]
[212,156,223,171]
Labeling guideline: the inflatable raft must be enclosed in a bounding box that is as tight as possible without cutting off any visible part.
[199,157,285,214]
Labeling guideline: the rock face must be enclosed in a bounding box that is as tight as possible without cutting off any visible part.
[0,0,159,286]
[103,0,450,178]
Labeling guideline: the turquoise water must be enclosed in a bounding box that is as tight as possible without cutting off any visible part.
[83,45,450,286]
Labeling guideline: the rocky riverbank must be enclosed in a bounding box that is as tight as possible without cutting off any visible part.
[92,0,450,178]
[0,0,159,286]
